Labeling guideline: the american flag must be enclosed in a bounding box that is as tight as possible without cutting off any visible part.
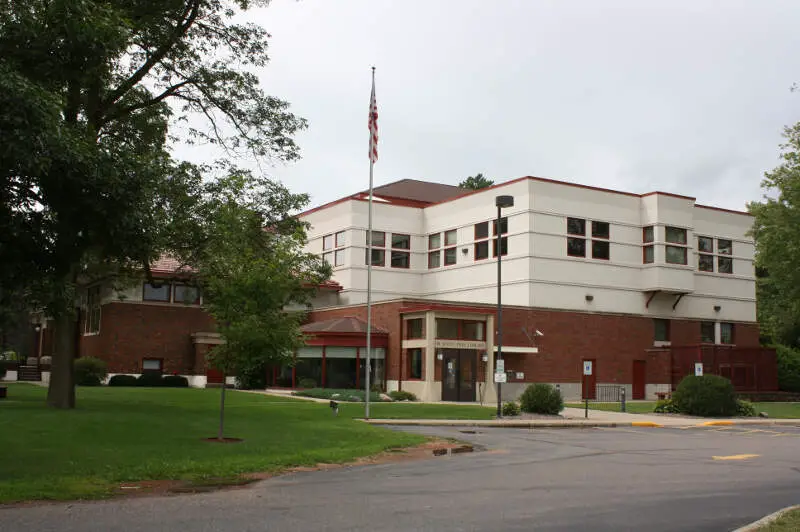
[368,76,378,163]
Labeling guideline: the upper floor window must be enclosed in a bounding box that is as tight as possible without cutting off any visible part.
[567,217,610,260]
[435,318,485,340]
[700,321,715,343]
[390,233,410,268]
[142,281,202,305]
[428,229,457,268]
[323,230,347,267]
[643,226,654,264]
[696,236,733,274]
[174,284,201,305]
[717,239,733,274]
[720,322,735,344]
[365,230,386,267]
[84,285,101,334]
[665,227,688,265]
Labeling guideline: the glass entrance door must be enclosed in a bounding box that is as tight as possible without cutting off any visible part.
[441,349,477,402]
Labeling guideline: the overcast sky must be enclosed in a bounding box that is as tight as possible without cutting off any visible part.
[179,0,800,211]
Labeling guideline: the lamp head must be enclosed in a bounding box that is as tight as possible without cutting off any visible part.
[495,195,514,208]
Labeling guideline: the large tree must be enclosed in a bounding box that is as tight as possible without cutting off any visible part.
[0,1,306,408]
[749,121,800,346]
[459,173,494,190]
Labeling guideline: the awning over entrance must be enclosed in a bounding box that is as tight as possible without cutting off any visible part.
[300,317,389,347]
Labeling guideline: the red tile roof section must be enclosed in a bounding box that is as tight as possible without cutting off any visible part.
[300,316,388,335]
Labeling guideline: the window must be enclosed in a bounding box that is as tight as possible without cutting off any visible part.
[462,321,485,341]
[390,233,410,268]
[142,358,162,372]
[568,218,609,260]
[699,254,714,272]
[492,237,508,257]
[474,240,489,260]
[653,319,669,342]
[697,236,714,253]
[643,226,654,263]
[474,222,489,240]
[567,218,586,236]
[567,237,586,257]
[643,226,654,243]
[666,246,687,265]
[408,348,423,379]
[666,226,687,245]
[84,286,101,334]
[406,318,424,339]
[718,256,733,274]
[365,230,386,266]
[435,318,460,339]
[143,281,170,302]
[592,240,610,260]
[428,230,457,268]
[643,245,654,264]
[492,217,508,235]
[701,322,715,343]
[592,221,610,239]
[391,233,410,249]
[717,239,732,255]
[323,231,347,267]
[173,285,201,305]
[720,322,734,344]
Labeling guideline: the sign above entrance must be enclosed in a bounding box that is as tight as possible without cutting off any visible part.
[583,361,593,376]
[434,339,487,350]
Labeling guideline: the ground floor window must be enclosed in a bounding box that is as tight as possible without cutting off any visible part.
[326,347,358,389]
[408,348,423,379]
[295,346,322,388]
[286,345,385,389]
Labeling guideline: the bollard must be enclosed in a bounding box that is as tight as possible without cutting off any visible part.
[329,400,339,416]
[620,386,626,413]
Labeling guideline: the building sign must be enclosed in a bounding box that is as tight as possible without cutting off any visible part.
[434,339,487,350]
[494,372,507,383]
[583,361,593,376]
[694,363,703,377]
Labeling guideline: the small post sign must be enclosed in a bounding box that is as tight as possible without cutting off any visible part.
[494,372,507,383]
[694,363,703,377]
[583,361,593,376]
[496,359,505,373]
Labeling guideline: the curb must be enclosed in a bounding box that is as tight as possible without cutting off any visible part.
[732,504,800,532]
[362,419,639,429]
[631,421,664,428]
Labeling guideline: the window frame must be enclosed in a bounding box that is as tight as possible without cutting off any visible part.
[391,233,411,250]
[653,319,670,343]
[700,321,715,344]
[698,253,714,272]
[408,348,423,380]
[717,239,733,255]
[365,230,386,267]
[717,256,733,274]
[665,226,688,245]
[474,222,489,240]
[591,240,610,260]
[173,284,201,305]
[141,358,163,373]
[427,249,441,269]
[492,236,508,258]
[334,249,346,267]
[406,318,424,339]
[390,249,410,269]
[591,221,610,239]
[428,230,457,268]
[492,217,508,236]
[720,322,735,345]
[84,285,102,334]
[444,229,458,247]
[365,248,386,267]
[474,240,490,260]
[322,234,334,251]
[697,236,714,253]
[567,237,586,258]
[428,233,441,250]
[665,245,688,265]
[567,217,586,236]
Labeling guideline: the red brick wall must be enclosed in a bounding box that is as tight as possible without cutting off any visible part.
[308,300,762,387]
[79,302,215,374]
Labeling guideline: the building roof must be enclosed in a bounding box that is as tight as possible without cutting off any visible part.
[365,179,471,204]
[300,316,388,335]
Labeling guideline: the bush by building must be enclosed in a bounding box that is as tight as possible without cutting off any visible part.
[108,374,138,387]
[519,383,563,415]
[74,357,107,387]
[136,372,164,387]
[672,375,738,417]
[776,344,800,393]
[502,401,521,416]
[162,375,189,388]
[388,390,417,401]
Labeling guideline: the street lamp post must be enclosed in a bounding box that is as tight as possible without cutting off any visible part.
[495,194,514,418]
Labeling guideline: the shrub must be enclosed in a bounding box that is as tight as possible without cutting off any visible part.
[519,383,564,415]
[502,401,521,416]
[74,357,107,386]
[653,399,680,414]
[162,375,189,388]
[294,388,385,402]
[297,378,317,389]
[108,374,138,387]
[388,390,417,401]
[776,345,800,393]
[235,362,267,390]
[137,372,164,387]
[672,375,738,417]
[736,399,757,417]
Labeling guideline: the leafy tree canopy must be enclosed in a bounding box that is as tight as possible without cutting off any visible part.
[459,173,494,190]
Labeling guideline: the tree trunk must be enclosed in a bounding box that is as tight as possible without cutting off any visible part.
[217,373,227,440]
[46,310,77,409]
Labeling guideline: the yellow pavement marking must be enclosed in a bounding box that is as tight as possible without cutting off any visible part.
[712,454,760,461]
[700,421,734,426]
[631,421,663,428]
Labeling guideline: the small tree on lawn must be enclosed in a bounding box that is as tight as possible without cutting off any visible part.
[195,171,330,440]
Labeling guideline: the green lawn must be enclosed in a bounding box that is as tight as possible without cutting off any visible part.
[750,403,800,419]
[338,401,496,420]
[0,384,426,503]
[759,507,800,531]
[565,402,657,414]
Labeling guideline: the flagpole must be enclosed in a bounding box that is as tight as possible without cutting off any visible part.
[365,66,376,420]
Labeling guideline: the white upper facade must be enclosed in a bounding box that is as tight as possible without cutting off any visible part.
[301,177,756,322]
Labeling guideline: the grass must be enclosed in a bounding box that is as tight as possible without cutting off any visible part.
[337,401,495,420]
[750,402,800,419]
[0,384,425,503]
[294,387,385,402]
[759,507,800,531]
[565,402,657,414]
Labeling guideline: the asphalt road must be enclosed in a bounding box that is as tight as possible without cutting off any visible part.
[3,425,800,532]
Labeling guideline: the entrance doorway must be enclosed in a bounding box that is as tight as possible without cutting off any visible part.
[632,360,646,400]
[441,349,476,402]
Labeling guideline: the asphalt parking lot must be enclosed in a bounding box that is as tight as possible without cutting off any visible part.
[2,424,800,532]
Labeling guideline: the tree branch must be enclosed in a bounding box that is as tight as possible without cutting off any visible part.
[103,79,195,124]
[100,0,201,116]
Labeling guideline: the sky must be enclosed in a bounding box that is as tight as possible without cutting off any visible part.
[177,0,800,211]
